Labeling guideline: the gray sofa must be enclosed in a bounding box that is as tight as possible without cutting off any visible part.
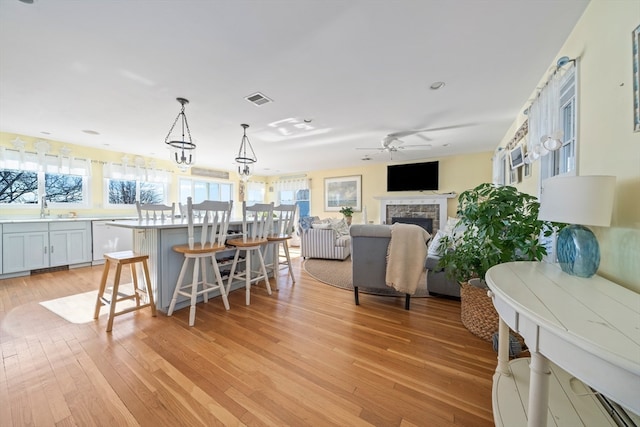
[425,254,460,298]
[350,224,461,305]
[349,224,412,309]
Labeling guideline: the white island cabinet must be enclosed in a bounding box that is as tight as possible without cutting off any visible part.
[486,262,640,427]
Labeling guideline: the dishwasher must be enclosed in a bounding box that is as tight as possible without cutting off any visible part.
[92,220,134,264]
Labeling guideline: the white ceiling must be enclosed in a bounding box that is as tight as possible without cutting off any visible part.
[0,0,590,176]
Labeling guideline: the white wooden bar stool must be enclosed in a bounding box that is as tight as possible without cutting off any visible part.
[266,204,297,284]
[167,198,233,326]
[94,250,157,332]
[226,202,274,305]
[136,201,175,221]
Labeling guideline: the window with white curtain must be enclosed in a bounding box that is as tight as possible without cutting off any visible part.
[104,159,170,207]
[246,181,265,206]
[273,176,310,217]
[0,148,91,207]
[527,63,577,183]
[178,178,233,205]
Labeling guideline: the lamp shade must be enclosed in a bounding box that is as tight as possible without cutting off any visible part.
[538,175,615,278]
[538,175,615,226]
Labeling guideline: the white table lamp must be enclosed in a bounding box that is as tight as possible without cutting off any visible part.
[538,175,615,278]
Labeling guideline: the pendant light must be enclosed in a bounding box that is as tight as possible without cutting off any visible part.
[235,123,257,182]
[165,97,196,170]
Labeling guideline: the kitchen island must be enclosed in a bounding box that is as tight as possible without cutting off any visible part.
[110,218,274,313]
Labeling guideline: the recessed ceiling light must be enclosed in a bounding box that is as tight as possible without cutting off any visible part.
[303,118,313,123]
[82,129,100,135]
[430,81,445,90]
[40,131,51,135]
[361,156,372,161]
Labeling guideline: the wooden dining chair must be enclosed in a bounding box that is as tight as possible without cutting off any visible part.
[266,203,297,285]
[167,197,233,326]
[226,201,274,305]
[136,201,176,221]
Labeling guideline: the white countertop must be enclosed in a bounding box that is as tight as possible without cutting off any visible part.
[0,216,139,224]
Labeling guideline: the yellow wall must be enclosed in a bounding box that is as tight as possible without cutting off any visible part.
[295,152,493,224]
[495,0,640,291]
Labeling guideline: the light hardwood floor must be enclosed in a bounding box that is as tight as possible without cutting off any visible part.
[0,254,497,426]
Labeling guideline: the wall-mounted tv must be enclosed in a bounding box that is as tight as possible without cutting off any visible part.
[387,161,439,191]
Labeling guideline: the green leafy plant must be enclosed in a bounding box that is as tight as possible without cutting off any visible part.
[339,206,354,217]
[438,183,554,284]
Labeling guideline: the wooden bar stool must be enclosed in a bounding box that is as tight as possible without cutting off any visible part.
[94,250,157,332]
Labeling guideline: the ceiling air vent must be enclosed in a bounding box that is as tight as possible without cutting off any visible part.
[245,92,273,107]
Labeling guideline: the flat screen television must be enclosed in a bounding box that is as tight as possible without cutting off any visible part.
[387,161,439,191]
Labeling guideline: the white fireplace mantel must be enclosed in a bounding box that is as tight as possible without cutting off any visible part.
[375,194,456,226]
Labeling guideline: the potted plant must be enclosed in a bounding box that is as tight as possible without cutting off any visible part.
[339,206,354,225]
[438,183,553,341]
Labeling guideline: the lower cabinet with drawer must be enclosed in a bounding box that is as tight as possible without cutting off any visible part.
[2,221,92,275]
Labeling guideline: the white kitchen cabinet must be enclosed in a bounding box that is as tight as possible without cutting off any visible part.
[49,221,92,267]
[2,221,92,275]
[3,222,50,273]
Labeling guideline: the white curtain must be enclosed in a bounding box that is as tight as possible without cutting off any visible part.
[528,63,575,157]
[0,148,38,171]
[273,176,309,197]
[104,161,168,182]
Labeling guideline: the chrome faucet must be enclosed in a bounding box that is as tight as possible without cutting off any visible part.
[40,196,48,218]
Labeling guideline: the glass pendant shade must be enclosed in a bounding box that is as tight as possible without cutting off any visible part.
[165,97,196,169]
[543,137,563,151]
[235,124,257,181]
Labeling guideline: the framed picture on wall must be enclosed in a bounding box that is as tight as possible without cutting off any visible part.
[509,144,525,169]
[509,167,521,185]
[633,24,640,132]
[324,175,362,212]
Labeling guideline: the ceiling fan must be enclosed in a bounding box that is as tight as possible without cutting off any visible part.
[356,129,433,159]
[356,123,477,159]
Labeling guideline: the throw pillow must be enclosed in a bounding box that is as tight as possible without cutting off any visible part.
[300,216,319,231]
[427,230,447,256]
[330,218,350,236]
[311,222,332,230]
[443,217,459,235]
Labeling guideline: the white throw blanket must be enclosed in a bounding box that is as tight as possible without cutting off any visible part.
[385,223,431,294]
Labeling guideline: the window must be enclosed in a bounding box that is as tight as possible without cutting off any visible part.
[246,181,265,206]
[0,169,38,204]
[528,64,577,186]
[540,66,577,181]
[0,148,90,207]
[178,178,233,204]
[104,160,169,207]
[273,177,310,217]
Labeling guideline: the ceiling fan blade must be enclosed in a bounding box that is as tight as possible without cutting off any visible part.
[355,147,383,150]
[388,130,422,138]
[401,144,432,149]
[388,123,477,139]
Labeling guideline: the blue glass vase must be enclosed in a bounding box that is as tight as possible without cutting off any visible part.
[556,224,600,278]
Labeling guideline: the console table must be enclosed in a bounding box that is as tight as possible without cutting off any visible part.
[485,262,640,426]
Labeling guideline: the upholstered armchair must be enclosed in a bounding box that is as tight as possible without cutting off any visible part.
[298,216,351,260]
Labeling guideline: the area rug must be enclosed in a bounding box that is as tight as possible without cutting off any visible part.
[303,257,429,297]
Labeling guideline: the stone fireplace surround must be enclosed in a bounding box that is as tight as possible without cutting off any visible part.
[376,194,455,233]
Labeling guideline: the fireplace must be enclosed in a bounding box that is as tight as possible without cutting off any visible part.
[392,217,433,234]
[376,194,455,233]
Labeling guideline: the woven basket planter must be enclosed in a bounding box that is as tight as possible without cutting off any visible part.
[460,281,499,342]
